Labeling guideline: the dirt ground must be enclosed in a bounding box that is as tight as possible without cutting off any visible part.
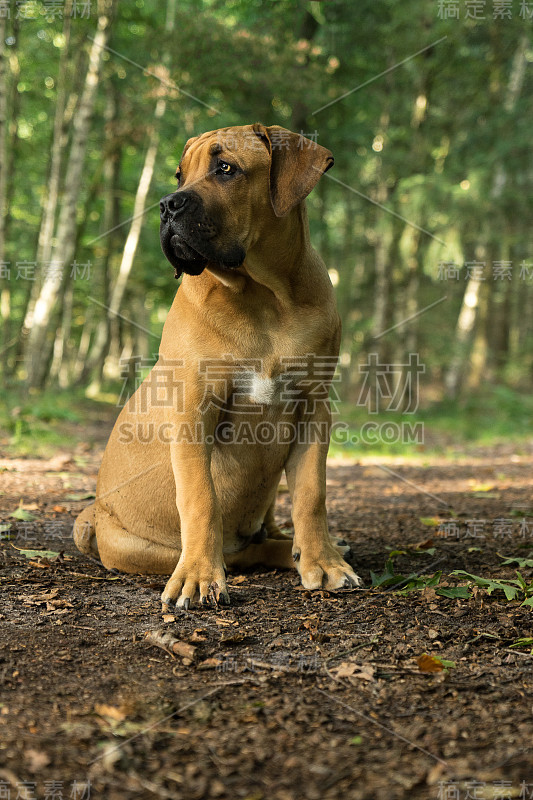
[1,421,533,800]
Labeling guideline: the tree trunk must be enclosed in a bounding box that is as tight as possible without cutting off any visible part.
[444,269,484,399]
[75,85,121,384]
[23,1,114,388]
[445,34,529,399]
[86,0,176,382]
[49,281,74,386]
[0,12,9,365]
[36,2,73,270]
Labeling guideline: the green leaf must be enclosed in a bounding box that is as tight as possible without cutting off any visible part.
[509,638,533,649]
[419,517,441,526]
[413,547,436,556]
[500,557,533,568]
[436,586,471,599]
[439,659,456,669]
[10,507,37,521]
[12,548,60,559]
[396,572,442,595]
[349,736,362,745]
[450,571,520,601]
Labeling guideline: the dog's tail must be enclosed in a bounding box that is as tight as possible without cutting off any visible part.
[73,503,100,558]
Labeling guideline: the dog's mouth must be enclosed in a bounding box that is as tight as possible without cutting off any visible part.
[161,229,245,280]
[169,235,208,278]
[160,229,208,279]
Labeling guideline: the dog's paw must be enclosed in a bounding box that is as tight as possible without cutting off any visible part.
[330,535,351,559]
[161,557,230,610]
[293,544,363,591]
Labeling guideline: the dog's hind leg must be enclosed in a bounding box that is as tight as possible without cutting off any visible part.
[225,538,295,570]
[94,508,180,575]
[262,501,293,540]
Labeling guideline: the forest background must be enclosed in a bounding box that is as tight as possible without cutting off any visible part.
[1,0,532,456]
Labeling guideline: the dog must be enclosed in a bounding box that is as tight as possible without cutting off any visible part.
[73,123,362,608]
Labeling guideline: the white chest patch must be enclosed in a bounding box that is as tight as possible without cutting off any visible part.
[235,372,283,405]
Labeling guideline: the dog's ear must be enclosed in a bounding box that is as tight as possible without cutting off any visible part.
[253,124,334,217]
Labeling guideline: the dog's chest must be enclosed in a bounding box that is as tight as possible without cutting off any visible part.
[234,372,284,406]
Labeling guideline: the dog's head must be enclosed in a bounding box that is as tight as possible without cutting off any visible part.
[159,123,334,279]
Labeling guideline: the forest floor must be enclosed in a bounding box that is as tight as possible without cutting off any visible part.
[1,408,533,800]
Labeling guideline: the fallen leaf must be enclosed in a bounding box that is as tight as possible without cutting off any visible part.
[417,654,444,673]
[17,589,60,605]
[331,662,357,678]
[468,481,495,492]
[24,749,51,772]
[10,506,37,522]
[190,629,208,642]
[94,704,127,722]
[412,538,435,550]
[197,657,223,670]
[229,575,247,585]
[11,547,60,559]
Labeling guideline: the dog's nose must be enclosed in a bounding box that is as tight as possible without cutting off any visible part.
[159,192,188,222]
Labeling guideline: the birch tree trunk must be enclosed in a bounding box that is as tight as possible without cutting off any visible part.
[445,35,529,399]
[74,86,121,383]
[36,3,73,273]
[0,13,9,368]
[23,1,114,388]
[85,0,176,382]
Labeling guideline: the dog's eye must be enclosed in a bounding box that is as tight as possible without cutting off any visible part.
[175,171,181,187]
[216,161,235,176]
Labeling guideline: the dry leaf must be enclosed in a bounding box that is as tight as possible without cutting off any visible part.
[332,662,358,678]
[197,658,223,670]
[417,654,444,673]
[24,749,51,772]
[94,704,127,722]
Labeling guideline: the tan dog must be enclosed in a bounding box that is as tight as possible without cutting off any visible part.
[74,123,362,608]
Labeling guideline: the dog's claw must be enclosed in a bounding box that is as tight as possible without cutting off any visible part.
[183,597,190,611]
[207,582,231,607]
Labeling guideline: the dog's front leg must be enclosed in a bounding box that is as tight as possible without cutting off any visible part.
[285,404,363,591]
[161,400,229,610]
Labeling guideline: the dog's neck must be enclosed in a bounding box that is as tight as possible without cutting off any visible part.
[186,203,312,306]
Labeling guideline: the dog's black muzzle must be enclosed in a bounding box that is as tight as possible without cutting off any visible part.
[159,190,245,280]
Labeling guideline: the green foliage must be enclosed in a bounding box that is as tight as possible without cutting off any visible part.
[2,0,533,413]
[370,551,441,594]
[370,554,533,605]
[451,570,533,606]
